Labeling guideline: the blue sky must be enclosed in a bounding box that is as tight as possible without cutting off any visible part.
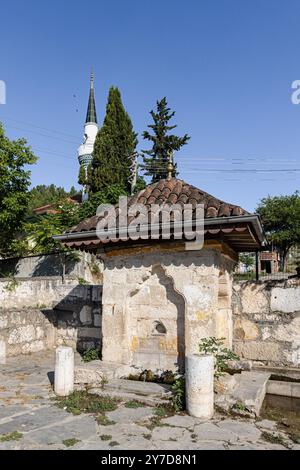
[0,0,299,211]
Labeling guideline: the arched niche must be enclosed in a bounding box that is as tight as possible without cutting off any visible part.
[126,265,186,372]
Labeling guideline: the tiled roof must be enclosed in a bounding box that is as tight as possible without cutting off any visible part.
[68,178,249,234]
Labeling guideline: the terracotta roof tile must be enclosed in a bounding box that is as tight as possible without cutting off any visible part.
[68,178,249,234]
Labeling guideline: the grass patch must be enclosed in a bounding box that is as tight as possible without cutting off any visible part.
[100,434,112,441]
[142,403,175,431]
[96,414,116,426]
[154,404,175,418]
[109,441,119,447]
[54,390,119,415]
[261,431,289,448]
[62,438,80,447]
[124,400,146,409]
[0,431,23,442]
[144,416,165,431]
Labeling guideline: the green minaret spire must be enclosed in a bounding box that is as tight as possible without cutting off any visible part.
[85,68,97,124]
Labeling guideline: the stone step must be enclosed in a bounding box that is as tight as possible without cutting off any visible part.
[74,359,129,384]
[231,371,270,416]
[103,378,172,397]
[87,387,170,406]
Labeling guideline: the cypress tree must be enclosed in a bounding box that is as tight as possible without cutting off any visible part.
[90,87,138,193]
[141,97,190,182]
[78,164,87,186]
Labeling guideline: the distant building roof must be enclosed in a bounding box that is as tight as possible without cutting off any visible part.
[33,194,82,216]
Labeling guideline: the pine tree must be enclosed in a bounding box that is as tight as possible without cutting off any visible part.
[141,97,190,182]
[90,87,138,193]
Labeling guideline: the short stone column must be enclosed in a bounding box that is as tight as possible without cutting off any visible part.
[185,354,214,419]
[0,340,6,365]
[54,346,74,396]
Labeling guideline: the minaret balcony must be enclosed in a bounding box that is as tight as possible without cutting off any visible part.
[78,154,93,167]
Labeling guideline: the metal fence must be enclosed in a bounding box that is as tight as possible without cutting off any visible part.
[234,247,300,282]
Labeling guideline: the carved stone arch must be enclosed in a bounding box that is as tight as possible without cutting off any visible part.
[126,264,186,372]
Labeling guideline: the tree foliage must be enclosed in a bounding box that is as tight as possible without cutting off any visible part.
[256,192,300,269]
[90,86,138,193]
[239,253,255,271]
[0,123,37,256]
[22,185,127,254]
[78,165,87,186]
[141,97,190,182]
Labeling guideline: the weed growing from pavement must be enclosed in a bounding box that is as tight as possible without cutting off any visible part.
[109,441,119,447]
[124,400,146,408]
[62,438,80,447]
[100,434,112,441]
[96,414,116,426]
[54,390,119,415]
[0,431,23,442]
[261,431,290,448]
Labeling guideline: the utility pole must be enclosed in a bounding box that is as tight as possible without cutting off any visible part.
[129,151,138,195]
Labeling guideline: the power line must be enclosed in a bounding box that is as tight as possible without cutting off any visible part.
[147,166,300,173]
[1,116,79,139]
[32,147,75,160]
[4,124,79,145]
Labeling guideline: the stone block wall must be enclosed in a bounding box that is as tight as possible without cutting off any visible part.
[232,279,300,367]
[0,278,102,357]
[0,308,56,356]
[0,251,103,283]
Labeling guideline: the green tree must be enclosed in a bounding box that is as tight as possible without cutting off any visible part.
[239,253,255,272]
[256,192,300,270]
[78,165,87,186]
[28,184,78,213]
[133,175,146,193]
[141,97,190,182]
[90,86,138,193]
[23,185,128,254]
[24,201,81,253]
[0,123,37,256]
[78,184,127,221]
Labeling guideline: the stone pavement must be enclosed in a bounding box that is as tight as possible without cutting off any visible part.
[0,351,298,450]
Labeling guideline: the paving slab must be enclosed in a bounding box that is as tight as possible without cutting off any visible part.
[217,419,262,441]
[256,419,278,431]
[228,443,285,450]
[106,406,154,424]
[160,414,198,428]
[0,351,291,451]
[151,425,190,442]
[0,404,33,421]
[27,415,97,445]
[0,406,71,434]
[194,422,239,443]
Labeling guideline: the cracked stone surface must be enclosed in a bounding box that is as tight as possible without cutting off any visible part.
[0,351,297,450]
